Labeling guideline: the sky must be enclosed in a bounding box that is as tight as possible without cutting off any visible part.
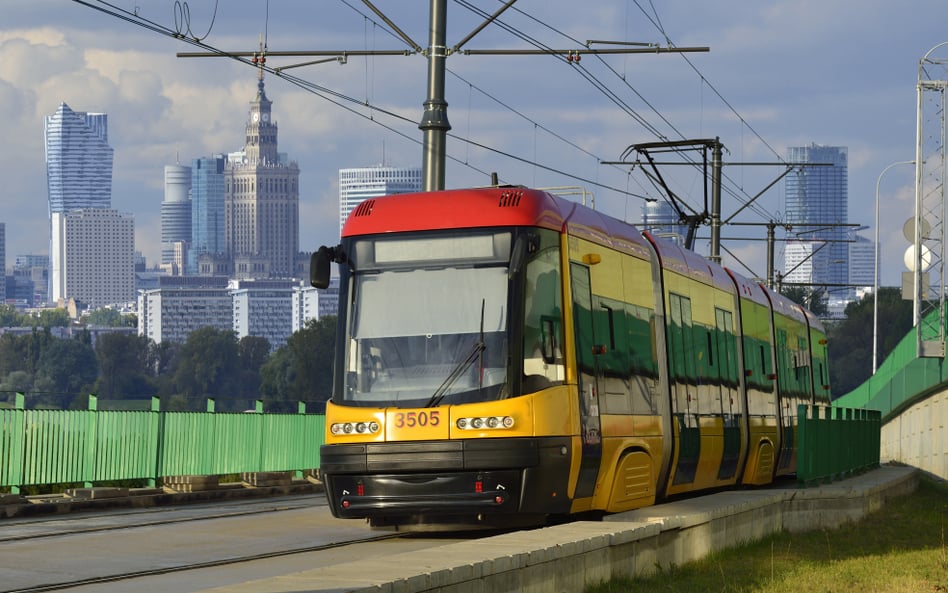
[2,0,947,288]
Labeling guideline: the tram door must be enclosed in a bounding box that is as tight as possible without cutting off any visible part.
[570,262,603,499]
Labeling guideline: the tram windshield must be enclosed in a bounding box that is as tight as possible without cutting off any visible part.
[340,231,514,407]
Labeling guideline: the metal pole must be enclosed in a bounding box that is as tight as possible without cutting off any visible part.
[874,160,914,373]
[709,138,723,264]
[766,221,775,290]
[420,0,451,191]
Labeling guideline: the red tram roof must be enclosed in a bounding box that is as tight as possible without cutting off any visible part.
[341,187,654,259]
[341,188,568,237]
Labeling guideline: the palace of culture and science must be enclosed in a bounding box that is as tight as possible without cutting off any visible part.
[140,69,326,350]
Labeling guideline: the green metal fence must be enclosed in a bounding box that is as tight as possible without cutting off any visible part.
[797,403,881,486]
[834,306,948,421]
[0,394,325,494]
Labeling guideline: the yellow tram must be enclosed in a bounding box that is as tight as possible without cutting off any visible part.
[311,187,831,528]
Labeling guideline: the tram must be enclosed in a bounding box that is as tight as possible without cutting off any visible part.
[311,187,831,529]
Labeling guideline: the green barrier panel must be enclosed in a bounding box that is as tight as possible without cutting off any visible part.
[0,395,326,492]
[835,306,948,422]
[93,398,161,484]
[798,403,881,487]
[0,393,26,493]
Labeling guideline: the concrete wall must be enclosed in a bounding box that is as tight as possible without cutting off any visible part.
[882,389,948,479]
[196,466,917,593]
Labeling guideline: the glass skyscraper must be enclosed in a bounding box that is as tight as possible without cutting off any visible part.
[45,103,115,303]
[784,144,849,302]
[338,166,422,236]
[189,155,226,275]
[640,199,687,246]
[162,164,192,268]
[45,103,113,214]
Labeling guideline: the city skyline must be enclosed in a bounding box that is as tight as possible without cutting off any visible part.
[2,2,948,288]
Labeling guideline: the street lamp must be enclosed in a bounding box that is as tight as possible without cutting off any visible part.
[874,160,914,373]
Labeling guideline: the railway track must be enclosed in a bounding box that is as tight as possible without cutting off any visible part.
[5,532,402,593]
[0,495,468,593]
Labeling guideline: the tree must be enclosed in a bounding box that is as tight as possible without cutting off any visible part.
[781,286,828,317]
[0,370,33,394]
[0,304,20,327]
[170,327,242,406]
[260,316,336,409]
[35,336,98,407]
[32,308,70,328]
[94,333,158,399]
[85,308,136,327]
[237,335,271,399]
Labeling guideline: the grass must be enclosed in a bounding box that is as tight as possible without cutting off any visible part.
[586,476,948,593]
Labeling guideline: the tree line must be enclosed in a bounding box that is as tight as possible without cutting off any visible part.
[0,287,911,410]
[0,311,336,412]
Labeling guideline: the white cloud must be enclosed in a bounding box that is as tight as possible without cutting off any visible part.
[0,0,946,290]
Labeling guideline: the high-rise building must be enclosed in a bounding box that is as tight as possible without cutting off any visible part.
[13,255,48,307]
[640,199,686,245]
[231,278,299,350]
[0,222,5,304]
[849,234,875,292]
[137,275,315,347]
[224,72,300,279]
[190,155,227,275]
[162,164,192,267]
[783,144,849,299]
[45,104,113,213]
[338,166,422,235]
[45,103,115,302]
[138,276,232,344]
[54,208,135,308]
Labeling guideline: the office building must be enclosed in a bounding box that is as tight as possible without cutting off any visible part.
[292,283,319,333]
[338,166,422,236]
[162,164,191,267]
[138,276,232,344]
[783,144,849,298]
[849,234,875,293]
[224,72,300,279]
[231,278,298,349]
[53,208,135,308]
[640,199,686,245]
[0,222,5,303]
[190,155,227,275]
[45,103,115,302]
[13,255,48,307]
[138,276,316,347]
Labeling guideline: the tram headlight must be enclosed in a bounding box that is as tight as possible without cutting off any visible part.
[455,416,515,431]
[330,420,381,436]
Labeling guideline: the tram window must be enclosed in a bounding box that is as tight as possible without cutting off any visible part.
[522,231,564,390]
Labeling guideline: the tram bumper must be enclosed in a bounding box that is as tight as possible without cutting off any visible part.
[319,437,572,523]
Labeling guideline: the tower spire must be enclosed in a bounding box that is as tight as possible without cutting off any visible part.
[252,33,266,96]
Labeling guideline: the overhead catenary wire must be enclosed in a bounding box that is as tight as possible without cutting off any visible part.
[73,0,775,215]
[73,0,650,200]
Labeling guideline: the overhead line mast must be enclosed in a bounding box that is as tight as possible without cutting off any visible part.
[177,0,708,192]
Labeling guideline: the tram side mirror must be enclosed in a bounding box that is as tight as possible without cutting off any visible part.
[508,233,539,278]
[310,245,341,289]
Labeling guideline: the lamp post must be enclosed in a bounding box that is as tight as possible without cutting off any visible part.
[874,160,914,373]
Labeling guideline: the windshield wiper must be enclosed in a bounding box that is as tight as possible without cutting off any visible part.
[426,300,486,408]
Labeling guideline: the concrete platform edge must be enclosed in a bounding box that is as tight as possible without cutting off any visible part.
[194,464,919,593]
